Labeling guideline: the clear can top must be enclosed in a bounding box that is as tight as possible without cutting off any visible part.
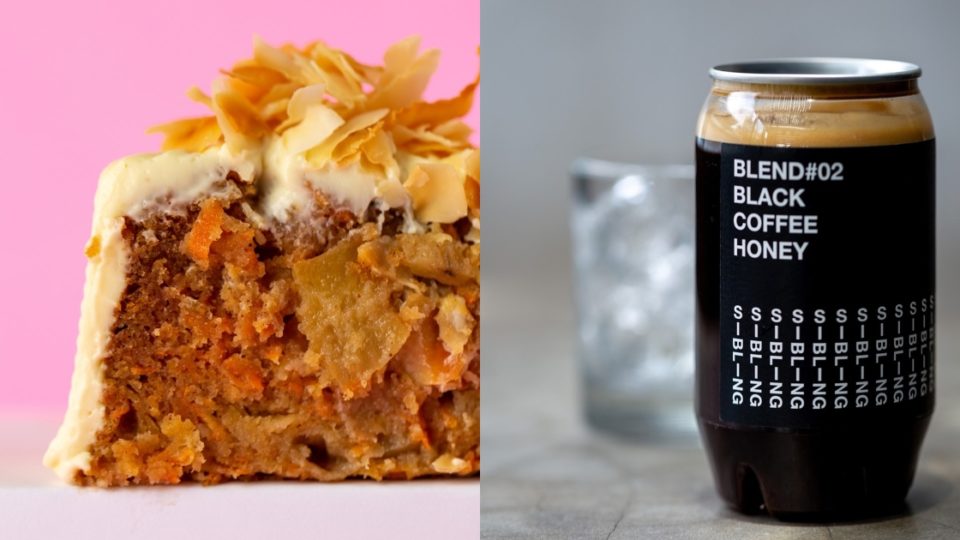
[709,58,921,86]
[698,58,932,147]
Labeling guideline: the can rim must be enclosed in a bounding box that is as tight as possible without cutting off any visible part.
[709,58,921,85]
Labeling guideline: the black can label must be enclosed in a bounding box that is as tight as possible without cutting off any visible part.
[716,140,935,428]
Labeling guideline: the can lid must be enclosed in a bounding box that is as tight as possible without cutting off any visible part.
[709,58,921,85]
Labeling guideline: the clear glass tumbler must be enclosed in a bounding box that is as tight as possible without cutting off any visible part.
[570,159,696,438]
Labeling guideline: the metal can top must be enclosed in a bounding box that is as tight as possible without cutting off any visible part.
[709,58,921,85]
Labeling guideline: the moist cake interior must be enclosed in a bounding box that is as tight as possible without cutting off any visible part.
[84,175,478,485]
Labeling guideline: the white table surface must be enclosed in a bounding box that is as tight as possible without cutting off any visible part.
[0,415,478,539]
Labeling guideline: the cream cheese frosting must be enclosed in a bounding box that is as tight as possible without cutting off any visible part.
[259,136,404,221]
[44,146,258,479]
[43,219,123,480]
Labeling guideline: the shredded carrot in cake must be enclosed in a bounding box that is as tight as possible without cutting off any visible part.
[183,199,225,267]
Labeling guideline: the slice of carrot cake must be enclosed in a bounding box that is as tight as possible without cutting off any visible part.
[44,36,480,486]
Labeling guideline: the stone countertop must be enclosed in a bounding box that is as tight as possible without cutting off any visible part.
[480,289,960,539]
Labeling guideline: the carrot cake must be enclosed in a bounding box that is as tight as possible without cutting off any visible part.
[44,36,480,486]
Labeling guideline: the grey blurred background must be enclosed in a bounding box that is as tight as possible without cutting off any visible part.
[481,0,960,327]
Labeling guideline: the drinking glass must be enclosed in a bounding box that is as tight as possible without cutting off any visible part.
[570,159,696,437]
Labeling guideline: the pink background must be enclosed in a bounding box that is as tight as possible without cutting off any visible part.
[0,0,479,412]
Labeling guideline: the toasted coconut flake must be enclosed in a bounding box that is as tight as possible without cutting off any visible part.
[305,108,389,166]
[260,98,291,125]
[252,35,303,82]
[465,177,480,212]
[361,129,400,179]
[370,50,440,111]
[332,121,384,165]
[368,37,441,111]
[223,63,289,88]
[186,87,213,107]
[380,37,422,84]
[259,81,302,108]
[396,76,478,128]
[465,149,480,182]
[340,53,383,84]
[278,84,328,131]
[308,41,366,92]
[147,35,479,229]
[211,79,267,152]
[433,119,473,142]
[393,125,470,156]
[282,105,344,155]
[404,163,468,224]
[222,73,271,104]
[146,116,222,152]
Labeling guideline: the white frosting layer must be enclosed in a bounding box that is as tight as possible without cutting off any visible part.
[94,146,260,224]
[262,137,409,221]
[43,220,125,480]
[44,138,418,481]
[44,145,263,480]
